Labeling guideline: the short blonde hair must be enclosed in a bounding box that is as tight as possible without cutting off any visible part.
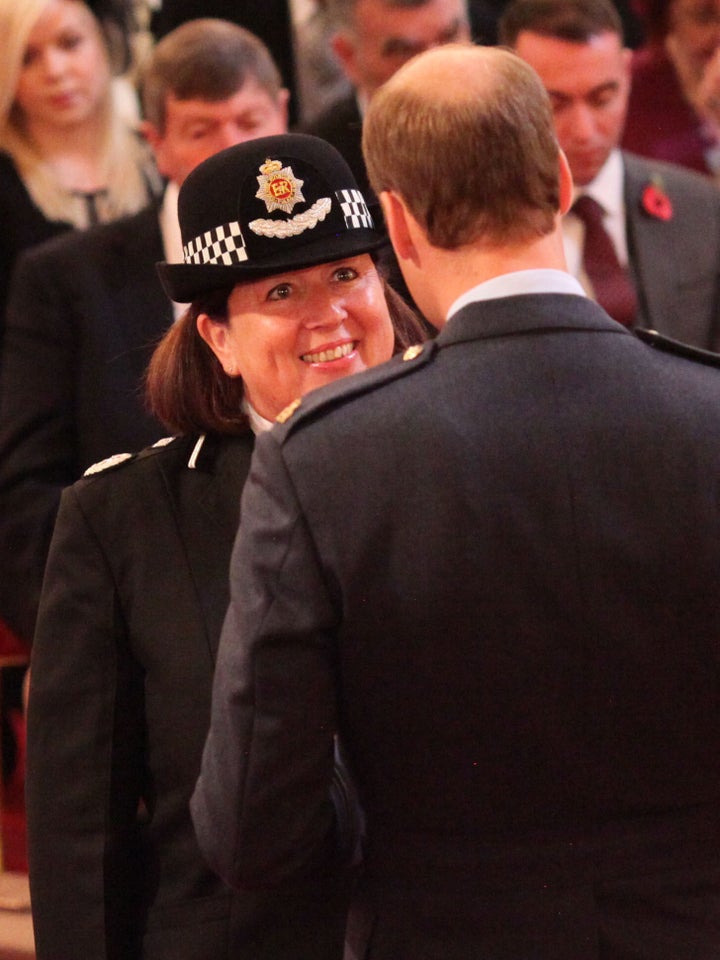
[363,44,561,248]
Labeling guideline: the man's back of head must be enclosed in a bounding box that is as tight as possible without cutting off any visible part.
[363,43,571,320]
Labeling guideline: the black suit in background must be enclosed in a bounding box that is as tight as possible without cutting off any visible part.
[26,432,350,959]
[0,151,71,358]
[193,295,720,959]
[0,202,172,644]
[304,95,367,199]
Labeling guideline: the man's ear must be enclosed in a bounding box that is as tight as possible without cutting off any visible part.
[380,190,421,266]
[275,87,291,128]
[139,119,159,150]
[558,148,574,216]
[331,31,361,86]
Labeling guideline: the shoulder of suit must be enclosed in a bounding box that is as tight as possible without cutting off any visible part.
[80,433,225,481]
[635,328,720,367]
[273,341,438,440]
[304,94,359,136]
[80,436,179,479]
[623,150,720,201]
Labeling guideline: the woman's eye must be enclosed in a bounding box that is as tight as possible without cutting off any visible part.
[267,283,292,301]
[334,266,358,282]
[58,33,83,52]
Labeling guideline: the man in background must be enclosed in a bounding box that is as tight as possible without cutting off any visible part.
[500,0,720,347]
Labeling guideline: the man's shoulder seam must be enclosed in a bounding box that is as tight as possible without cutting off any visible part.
[275,341,437,441]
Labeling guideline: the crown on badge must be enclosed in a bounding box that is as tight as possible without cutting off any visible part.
[259,159,283,176]
[255,158,305,215]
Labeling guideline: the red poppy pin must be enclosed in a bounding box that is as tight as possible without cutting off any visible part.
[640,179,673,221]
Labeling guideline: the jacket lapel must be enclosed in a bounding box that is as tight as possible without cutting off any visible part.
[622,153,677,331]
[155,433,255,663]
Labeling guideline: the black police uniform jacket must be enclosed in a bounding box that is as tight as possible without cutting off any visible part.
[193,294,720,960]
[26,431,349,960]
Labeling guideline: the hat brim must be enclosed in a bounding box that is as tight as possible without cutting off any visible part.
[157,228,389,303]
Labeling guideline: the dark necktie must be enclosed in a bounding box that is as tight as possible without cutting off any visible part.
[572,195,637,327]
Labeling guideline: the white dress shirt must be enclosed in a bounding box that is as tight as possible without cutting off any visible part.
[158,181,190,318]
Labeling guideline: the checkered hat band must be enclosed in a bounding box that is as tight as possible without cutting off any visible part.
[184,222,248,265]
[337,189,374,230]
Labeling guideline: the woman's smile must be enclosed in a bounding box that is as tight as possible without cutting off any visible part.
[300,339,359,365]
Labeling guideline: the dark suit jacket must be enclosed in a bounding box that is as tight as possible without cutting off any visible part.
[193,295,720,959]
[26,432,350,960]
[0,151,72,354]
[623,151,720,349]
[0,202,172,644]
[303,95,367,200]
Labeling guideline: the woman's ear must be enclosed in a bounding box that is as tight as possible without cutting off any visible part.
[196,314,237,376]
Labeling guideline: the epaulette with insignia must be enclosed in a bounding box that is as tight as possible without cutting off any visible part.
[276,398,301,424]
[635,328,720,367]
[82,437,182,478]
[274,340,438,439]
[83,452,135,476]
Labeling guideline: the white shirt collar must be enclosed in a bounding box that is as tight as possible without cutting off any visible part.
[572,148,624,217]
[243,398,274,434]
[447,268,586,320]
[158,181,190,318]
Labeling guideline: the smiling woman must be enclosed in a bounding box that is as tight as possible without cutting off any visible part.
[196,256,395,420]
[25,133,425,960]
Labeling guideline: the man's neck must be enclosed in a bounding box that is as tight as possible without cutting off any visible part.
[423,225,570,326]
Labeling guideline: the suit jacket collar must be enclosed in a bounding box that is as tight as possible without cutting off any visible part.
[622,151,679,328]
[438,291,631,348]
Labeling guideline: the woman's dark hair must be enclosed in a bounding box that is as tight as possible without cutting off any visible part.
[145,279,427,436]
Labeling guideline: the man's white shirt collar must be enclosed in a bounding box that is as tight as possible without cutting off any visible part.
[447,268,586,321]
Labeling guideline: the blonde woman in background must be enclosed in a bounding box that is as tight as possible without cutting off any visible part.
[0,0,161,323]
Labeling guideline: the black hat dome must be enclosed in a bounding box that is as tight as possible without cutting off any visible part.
[157,133,386,302]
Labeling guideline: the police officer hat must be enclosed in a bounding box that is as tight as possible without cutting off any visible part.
[157,134,386,303]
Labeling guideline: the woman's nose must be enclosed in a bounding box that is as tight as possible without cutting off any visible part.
[304,293,348,327]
